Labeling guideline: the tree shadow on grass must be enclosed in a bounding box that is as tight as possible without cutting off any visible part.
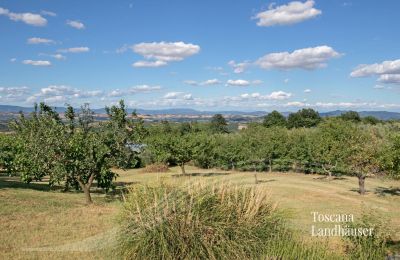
[374,186,400,197]
[0,175,60,191]
[257,179,276,183]
[313,176,348,181]
[171,172,230,178]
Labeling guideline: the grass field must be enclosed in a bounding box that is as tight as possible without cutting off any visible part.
[1,166,399,259]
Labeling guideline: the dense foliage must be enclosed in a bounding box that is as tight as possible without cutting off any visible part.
[5,101,141,203]
[142,112,400,195]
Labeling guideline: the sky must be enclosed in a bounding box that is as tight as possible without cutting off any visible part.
[1,0,400,111]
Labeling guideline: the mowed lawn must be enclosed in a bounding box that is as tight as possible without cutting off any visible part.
[1,166,399,259]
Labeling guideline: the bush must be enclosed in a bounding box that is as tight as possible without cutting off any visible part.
[116,182,336,259]
[344,210,393,259]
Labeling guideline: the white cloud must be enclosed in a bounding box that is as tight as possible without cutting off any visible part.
[108,85,161,97]
[0,7,47,26]
[373,85,385,89]
[66,20,85,29]
[225,91,292,102]
[116,44,129,54]
[41,10,56,17]
[184,79,221,86]
[58,47,90,53]
[183,80,199,86]
[27,85,103,104]
[255,45,340,70]
[0,86,30,102]
[52,54,66,60]
[201,79,221,86]
[284,78,290,84]
[226,79,250,86]
[266,91,292,100]
[132,41,200,67]
[286,101,306,107]
[27,37,55,44]
[378,74,400,84]
[10,58,17,62]
[228,60,250,73]
[162,92,193,100]
[22,60,51,66]
[253,0,321,27]
[132,60,167,68]
[252,80,263,85]
[350,59,400,78]
[304,88,311,93]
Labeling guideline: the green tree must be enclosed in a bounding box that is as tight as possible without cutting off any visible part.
[0,134,17,176]
[363,116,381,125]
[382,134,400,179]
[287,108,321,128]
[313,119,355,178]
[210,114,229,133]
[344,127,383,195]
[11,101,138,204]
[263,110,287,128]
[340,111,361,122]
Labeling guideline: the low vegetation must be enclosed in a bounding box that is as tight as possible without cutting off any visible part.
[1,101,400,258]
[116,182,336,259]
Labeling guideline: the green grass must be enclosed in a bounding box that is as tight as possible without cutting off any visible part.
[1,166,399,259]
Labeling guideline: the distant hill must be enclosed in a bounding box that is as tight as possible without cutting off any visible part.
[1,105,400,120]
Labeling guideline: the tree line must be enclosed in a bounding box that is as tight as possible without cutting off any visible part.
[1,103,400,203]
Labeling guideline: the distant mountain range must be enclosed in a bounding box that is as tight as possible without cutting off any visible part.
[1,105,400,120]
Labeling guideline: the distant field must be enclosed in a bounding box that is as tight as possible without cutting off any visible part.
[1,166,399,259]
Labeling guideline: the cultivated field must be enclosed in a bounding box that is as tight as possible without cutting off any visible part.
[1,166,399,259]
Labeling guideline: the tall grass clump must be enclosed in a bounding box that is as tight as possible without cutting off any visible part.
[115,182,335,259]
[344,210,393,259]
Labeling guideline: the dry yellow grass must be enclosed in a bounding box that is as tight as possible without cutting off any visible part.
[1,166,399,259]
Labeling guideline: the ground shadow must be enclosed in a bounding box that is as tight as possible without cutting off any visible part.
[171,172,230,178]
[313,176,348,181]
[0,175,61,191]
[257,179,276,183]
[349,188,369,195]
[374,186,400,197]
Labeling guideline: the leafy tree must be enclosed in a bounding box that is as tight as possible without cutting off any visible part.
[243,126,288,173]
[287,108,321,128]
[288,128,316,173]
[344,127,383,195]
[146,130,198,175]
[11,104,67,184]
[313,119,355,178]
[210,114,229,133]
[382,134,400,179]
[11,100,138,204]
[263,110,287,128]
[340,111,361,122]
[363,116,381,125]
[213,133,246,171]
[0,134,17,176]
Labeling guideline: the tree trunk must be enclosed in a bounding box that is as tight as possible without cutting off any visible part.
[180,163,186,175]
[82,186,93,204]
[77,174,95,205]
[358,175,366,195]
[269,158,272,173]
[254,173,258,184]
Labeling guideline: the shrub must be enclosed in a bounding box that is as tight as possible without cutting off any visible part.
[116,182,336,259]
[344,210,393,259]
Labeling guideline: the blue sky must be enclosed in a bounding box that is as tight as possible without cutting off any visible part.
[1,0,400,111]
